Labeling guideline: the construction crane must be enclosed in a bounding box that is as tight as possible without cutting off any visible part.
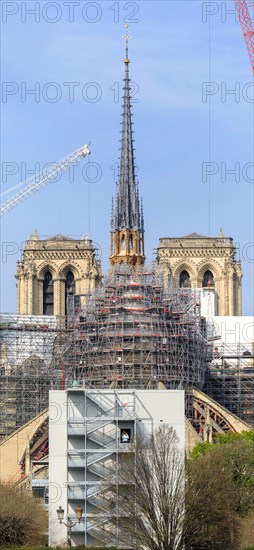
[234,0,254,74]
[0,144,90,217]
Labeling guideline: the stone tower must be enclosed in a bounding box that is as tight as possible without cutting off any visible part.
[110,25,145,267]
[16,230,101,316]
[156,230,242,316]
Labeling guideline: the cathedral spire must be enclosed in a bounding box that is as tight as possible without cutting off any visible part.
[124,21,130,62]
[110,24,145,267]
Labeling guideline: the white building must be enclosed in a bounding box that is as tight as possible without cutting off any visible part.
[213,316,254,350]
[49,388,185,547]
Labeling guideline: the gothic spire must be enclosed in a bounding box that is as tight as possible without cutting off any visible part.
[111,24,143,233]
[110,24,145,267]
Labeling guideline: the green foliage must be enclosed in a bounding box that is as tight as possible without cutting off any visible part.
[185,450,240,549]
[189,440,212,459]
[215,430,254,445]
[186,432,254,549]
[190,430,254,460]
[190,432,254,517]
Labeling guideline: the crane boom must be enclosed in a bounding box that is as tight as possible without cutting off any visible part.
[0,144,90,217]
[234,0,254,74]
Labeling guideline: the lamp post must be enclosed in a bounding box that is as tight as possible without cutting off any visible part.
[56,505,83,548]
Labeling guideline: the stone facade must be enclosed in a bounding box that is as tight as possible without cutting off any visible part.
[156,231,242,316]
[16,230,101,316]
[110,228,145,267]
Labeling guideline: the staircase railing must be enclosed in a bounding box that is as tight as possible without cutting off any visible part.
[87,426,117,447]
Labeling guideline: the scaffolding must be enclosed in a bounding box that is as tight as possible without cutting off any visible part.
[1,266,253,438]
[0,267,208,437]
[207,342,254,425]
[0,314,62,437]
[61,266,208,393]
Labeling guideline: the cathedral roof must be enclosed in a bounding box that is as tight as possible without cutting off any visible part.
[158,230,234,245]
[30,233,94,243]
[181,232,207,239]
[48,234,74,241]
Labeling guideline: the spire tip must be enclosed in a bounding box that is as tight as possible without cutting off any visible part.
[123,22,131,63]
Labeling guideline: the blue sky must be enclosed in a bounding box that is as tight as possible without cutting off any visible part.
[1,0,253,314]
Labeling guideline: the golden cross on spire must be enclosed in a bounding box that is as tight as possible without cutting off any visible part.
[123,23,130,41]
[123,23,131,63]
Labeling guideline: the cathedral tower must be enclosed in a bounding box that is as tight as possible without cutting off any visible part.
[157,230,242,316]
[110,25,145,267]
[16,231,101,316]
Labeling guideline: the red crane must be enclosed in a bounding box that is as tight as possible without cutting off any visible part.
[234,0,254,74]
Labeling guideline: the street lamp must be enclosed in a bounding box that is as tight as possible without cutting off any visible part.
[56,505,84,548]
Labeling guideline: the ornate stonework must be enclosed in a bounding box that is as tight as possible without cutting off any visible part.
[156,231,242,316]
[16,230,101,316]
[110,229,145,267]
[109,31,145,268]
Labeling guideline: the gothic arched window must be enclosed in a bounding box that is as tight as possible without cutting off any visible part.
[65,271,75,315]
[121,235,126,250]
[202,270,214,288]
[43,271,53,315]
[179,270,191,288]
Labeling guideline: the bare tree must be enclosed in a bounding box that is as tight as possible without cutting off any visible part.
[0,482,47,547]
[101,424,185,550]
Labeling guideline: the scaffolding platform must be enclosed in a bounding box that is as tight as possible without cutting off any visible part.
[207,342,254,425]
[1,267,253,437]
[62,266,208,394]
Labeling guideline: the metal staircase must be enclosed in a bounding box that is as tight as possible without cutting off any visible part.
[66,390,138,546]
[85,391,116,415]
[87,426,117,447]
[68,419,113,436]
[88,461,115,479]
